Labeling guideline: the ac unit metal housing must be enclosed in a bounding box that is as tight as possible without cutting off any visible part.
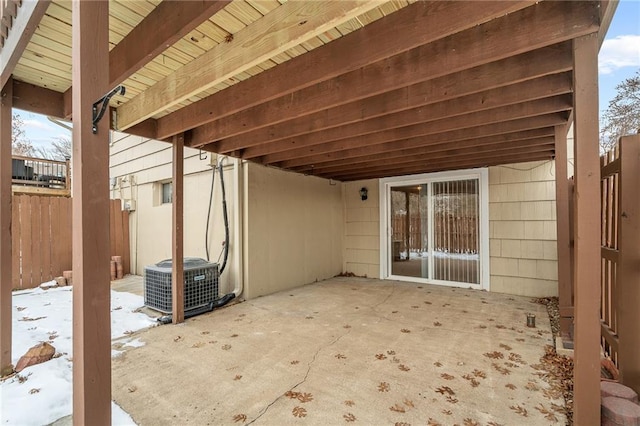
[144,257,219,313]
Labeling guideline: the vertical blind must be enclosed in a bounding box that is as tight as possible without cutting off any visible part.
[390,178,480,285]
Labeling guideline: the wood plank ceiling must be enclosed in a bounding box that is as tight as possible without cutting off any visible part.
[6,0,606,181]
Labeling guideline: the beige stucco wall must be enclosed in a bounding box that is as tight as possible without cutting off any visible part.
[244,163,344,299]
[488,160,558,297]
[109,132,238,296]
[110,130,558,299]
[343,179,380,278]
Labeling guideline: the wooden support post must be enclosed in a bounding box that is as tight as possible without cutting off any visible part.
[554,125,573,338]
[172,133,184,324]
[0,77,13,376]
[618,134,640,394]
[71,1,111,424]
[572,33,601,425]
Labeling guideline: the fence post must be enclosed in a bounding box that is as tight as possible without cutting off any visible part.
[554,125,573,338]
[618,134,640,394]
[0,77,13,376]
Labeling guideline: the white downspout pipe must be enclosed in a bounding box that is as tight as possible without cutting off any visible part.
[232,157,244,298]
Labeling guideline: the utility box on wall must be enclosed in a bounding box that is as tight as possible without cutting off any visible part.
[123,199,136,211]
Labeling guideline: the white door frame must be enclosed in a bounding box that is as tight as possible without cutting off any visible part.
[379,168,490,290]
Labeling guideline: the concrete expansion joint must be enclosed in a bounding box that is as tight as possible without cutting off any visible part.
[246,328,352,425]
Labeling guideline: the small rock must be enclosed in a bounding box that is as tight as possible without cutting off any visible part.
[39,280,58,290]
[15,342,56,372]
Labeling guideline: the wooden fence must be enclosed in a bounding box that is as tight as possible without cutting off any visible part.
[600,144,620,365]
[598,135,640,392]
[11,196,130,289]
[392,214,478,253]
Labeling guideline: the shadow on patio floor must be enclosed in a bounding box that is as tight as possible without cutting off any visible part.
[112,277,564,425]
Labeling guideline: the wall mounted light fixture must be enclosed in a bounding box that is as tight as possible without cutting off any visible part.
[359,187,368,201]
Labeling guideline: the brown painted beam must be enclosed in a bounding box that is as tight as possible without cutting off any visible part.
[153,1,534,141]
[71,1,111,424]
[554,125,573,337]
[618,134,640,394]
[117,0,385,130]
[108,1,230,89]
[59,1,230,121]
[571,33,601,426]
[172,133,184,325]
[0,0,51,89]
[322,144,555,180]
[263,96,572,167]
[226,44,573,158]
[313,142,556,179]
[599,0,619,46]
[125,119,157,140]
[293,128,554,171]
[304,136,556,175]
[12,79,65,118]
[257,73,572,164]
[12,80,154,139]
[193,1,598,149]
[292,129,555,173]
[274,114,567,171]
[0,78,13,377]
[331,151,555,182]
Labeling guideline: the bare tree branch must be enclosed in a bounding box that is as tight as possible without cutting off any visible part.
[600,69,640,152]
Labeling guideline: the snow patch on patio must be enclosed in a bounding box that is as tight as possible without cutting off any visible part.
[1,286,156,425]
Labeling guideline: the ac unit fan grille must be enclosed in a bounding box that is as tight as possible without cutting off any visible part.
[144,258,219,314]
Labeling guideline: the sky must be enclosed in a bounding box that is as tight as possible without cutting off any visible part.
[15,1,640,152]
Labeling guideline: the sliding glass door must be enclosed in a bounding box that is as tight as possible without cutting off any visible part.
[381,169,489,289]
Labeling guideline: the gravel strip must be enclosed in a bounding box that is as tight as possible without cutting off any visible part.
[534,296,572,425]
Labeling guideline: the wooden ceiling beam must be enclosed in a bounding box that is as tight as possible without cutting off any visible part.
[296,132,556,174]
[108,1,231,89]
[598,0,619,46]
[224,44,572,157]
[329,150,555,181]
[204,118,568,170]
[263,96,571,166]
[57,0,231,120]
[116,0,386,130]
[272,113,567,170]
[12,79,65,118]
[250,72,572,163]
[193,1,598,149]
[0,0,51,89]
[151,1,534,141]
[308,138,555,176]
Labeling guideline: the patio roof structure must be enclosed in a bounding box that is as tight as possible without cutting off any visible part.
[0,1,617,424]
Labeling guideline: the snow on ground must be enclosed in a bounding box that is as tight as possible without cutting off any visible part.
[1,286,156,425]
[404,250,480,260]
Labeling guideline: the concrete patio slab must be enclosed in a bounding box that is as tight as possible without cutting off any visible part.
[112,277,565,425]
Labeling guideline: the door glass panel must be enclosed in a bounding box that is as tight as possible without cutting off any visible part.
[432,179,479,284]
[390,184,429,278]
[388,178,480,286]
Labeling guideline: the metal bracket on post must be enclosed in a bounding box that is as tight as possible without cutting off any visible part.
[92,85,125,134]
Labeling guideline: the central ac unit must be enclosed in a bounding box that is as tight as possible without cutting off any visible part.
[144,258,219,313]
